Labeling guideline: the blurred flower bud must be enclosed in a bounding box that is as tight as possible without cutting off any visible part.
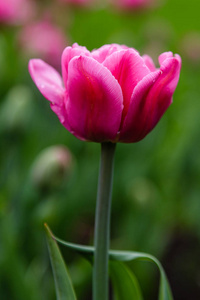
[30,146,74,192]
[0,0,35,25]
[0,85,33,134]
[180,32,200,66]
[18,19,67,69]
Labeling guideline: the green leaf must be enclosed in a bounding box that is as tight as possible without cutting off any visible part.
[109,261,143,300]
[108,251,173,300]
[52,230,173,300]
[44,224,77,300]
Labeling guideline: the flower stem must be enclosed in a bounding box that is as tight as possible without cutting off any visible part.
[93,142,116,300]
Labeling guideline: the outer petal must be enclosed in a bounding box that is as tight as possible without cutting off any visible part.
[61,43,90,86]
[28,59,70,129]
[66,55,124,142]
[119,54,181,142]
[91,44,128,63]
[28,59,64,105]
[103,49,150,123]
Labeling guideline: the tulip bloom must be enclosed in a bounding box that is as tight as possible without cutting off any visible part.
[29,43,181,143]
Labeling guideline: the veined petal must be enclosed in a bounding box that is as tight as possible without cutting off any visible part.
[28,59,64,105]
[61,43,90,87]
[103,49,150,123]
[158,51,173,65]
[119,71,160,142]
[66,56,123,142]
[119,54,181,143]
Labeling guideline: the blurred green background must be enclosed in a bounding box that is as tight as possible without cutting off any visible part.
[1,0,200,299]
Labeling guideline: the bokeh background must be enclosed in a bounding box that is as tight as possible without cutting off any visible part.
[1,0,200,299]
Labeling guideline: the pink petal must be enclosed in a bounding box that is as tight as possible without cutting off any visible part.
[118,71,160,142]
[103,49,150,123]
[91,44,128,63]
[158,51,173,65]
[119,54,181,143]
[143,55,157,71]
[66,55,124,142]
[28,59,64,105]
[50,102,66,125]
[28,59,71,130]
[61,43,90,86]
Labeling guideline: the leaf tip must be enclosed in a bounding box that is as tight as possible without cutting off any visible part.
[44,223,55,240]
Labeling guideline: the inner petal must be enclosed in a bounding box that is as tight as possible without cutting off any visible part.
[91,44,127,63]
[103,49,150,125]
[61,44,90,87]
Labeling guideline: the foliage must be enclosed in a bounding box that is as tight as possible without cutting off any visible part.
[1,0,200,299]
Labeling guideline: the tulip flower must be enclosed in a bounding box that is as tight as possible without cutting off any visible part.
[19,20,67,69]
[29,43,181,143]
[30,44,181,300]
[0,0,34,25]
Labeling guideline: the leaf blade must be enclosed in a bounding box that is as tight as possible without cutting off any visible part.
[44,224,77,300]
[110,261,143,300]
[53,232,173,300]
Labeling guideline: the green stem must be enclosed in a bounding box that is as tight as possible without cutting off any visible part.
[93,142,116,300]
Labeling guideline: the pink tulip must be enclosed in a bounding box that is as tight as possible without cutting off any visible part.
[0,0,34,25]
[19,20,67,69]
[29,43,181,143]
